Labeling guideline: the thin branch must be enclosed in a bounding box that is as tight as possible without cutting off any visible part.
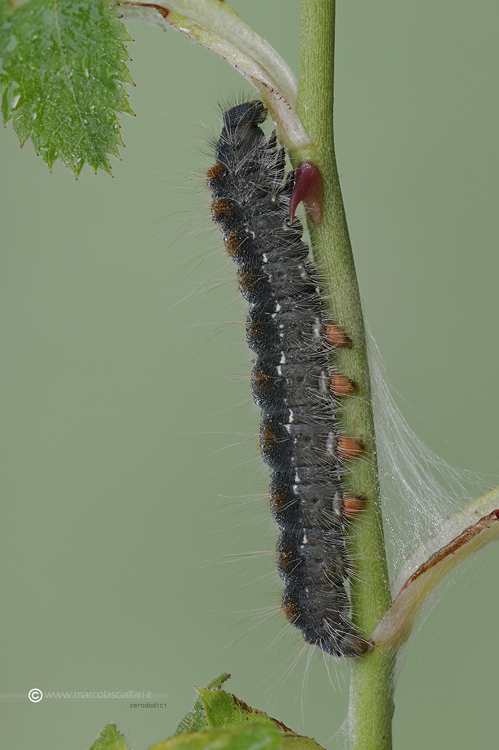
[296,1,395,747]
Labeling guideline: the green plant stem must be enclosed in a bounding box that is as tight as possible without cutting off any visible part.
[296,1,395,747]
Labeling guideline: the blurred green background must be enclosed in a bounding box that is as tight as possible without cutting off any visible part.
[2,1,499,748]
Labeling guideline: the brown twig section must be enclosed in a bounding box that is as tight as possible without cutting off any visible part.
[403,510,499,591]
[116,1,169,19]
[372,510,499,651]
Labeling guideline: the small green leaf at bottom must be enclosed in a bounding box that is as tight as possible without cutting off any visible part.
[166,678,325,750]
[197,688,292,732]
[89,724,130,750]
[175,674,232,735]
[150,723,283,750]
[0,0,134,175]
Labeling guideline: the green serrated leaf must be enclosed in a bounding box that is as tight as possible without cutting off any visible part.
[150,723,283,750]
[89,724,130,750]
[197,689,291,732]
[0,0,12,26]
[282,737,325,750]
[195,688,325,750]
[0,0,133,175]
[175,674,232,735]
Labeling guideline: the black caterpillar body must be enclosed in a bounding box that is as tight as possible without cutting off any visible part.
[207,101,367,657]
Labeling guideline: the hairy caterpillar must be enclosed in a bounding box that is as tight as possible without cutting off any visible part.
[207,101,367,657]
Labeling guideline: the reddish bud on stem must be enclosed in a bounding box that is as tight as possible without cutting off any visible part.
[289,161,325,226]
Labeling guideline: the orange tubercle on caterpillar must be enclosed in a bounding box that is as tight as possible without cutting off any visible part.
[331,374,357,397]
[289,161,325,226]
[206,161,224,185]
[211,197,233,224]
[281,595,299,625]
[343,494,367,517]
[224,229,245,259]
[336,436,365,459]
[325,324,352,348]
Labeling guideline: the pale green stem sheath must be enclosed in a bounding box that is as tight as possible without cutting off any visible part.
[296,1,395,747]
